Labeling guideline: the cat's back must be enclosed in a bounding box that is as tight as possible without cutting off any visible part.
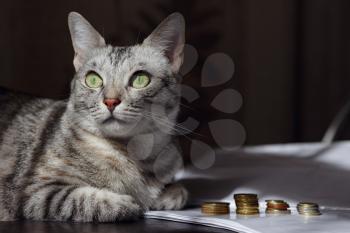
[0,91,61,133]
[0,91,67,177]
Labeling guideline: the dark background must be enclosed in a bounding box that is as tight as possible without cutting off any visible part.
[1,0,350,148]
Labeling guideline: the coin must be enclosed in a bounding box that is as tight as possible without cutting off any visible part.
[266,209,291,215]
[267,203,290,209]
[201,202,230,215]
[265,200,285,204]
[234,193,260,215]
[297,202,321,216]
[234,194,258,200]
[265,200,290,215]
[202,202,230,206]
[236,209,259,215]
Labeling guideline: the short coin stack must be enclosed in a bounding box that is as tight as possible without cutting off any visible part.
[297,202,321,216]
[265,200,291,214]
[201,202,230,215]
[234,194,259,215]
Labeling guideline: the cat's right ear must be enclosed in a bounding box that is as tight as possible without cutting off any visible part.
[68,12,106,71]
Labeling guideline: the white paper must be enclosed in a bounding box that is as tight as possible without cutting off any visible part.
[145,141,350,233]
[145,208,350,233]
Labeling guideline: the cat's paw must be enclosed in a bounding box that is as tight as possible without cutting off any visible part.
[96,192,144,222]
[151,183,188,210]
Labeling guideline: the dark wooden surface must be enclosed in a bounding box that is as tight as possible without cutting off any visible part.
[0,219,235,233]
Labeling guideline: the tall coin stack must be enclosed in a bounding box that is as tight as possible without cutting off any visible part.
[234,194,260,215]
[265,200,291,214]
[297,202,321,216]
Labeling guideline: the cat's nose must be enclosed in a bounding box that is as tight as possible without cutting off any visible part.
[103,98,121,112]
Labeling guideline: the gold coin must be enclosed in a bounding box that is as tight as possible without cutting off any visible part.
[236,208,259,212]
[236,200,259,203]
[265,200,286,204]
[297,208,320,212]
[297,202,319,208]
[234,193,260,216]
[201,202,230,215]
[236,211,260,215]
[267,203,289,209]
[297,202,321,216]
[236,203,259,207]
[236,207,259,210]
[234,193,258,198]
[237,211,259,214]
[266,209,291,214]
[266,208,291,212]
[201,208,230,214]
[202,204,230,208]
[235,197,258,201]
[202,202,230,206]
[234,198,258,201]
[235,200,258,204]
[297,208,319,212]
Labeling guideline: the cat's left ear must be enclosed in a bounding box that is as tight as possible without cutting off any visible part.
[68,12,106,71]
[143,13,185,73]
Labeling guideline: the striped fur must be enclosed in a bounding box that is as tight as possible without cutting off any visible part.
[0,12,188,222]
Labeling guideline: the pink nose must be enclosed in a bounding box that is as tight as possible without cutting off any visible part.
[103,98,121,112]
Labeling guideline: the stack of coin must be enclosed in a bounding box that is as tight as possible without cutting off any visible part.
[234,193,259,215]
[297,202,321,216]
[201,202,230,215]
[265,200,291,214]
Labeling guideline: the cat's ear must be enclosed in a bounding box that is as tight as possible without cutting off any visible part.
[68,12,106,71]
[143,13,185,73]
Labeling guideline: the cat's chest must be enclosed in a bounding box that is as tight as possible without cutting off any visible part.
[88,149,162,205]
[83,143,142,189]
[76,133,162,200]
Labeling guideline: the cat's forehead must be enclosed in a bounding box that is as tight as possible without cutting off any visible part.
[106,46,133,66]
[91,45,169,74]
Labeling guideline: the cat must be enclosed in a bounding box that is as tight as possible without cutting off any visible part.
[0,11,188,222]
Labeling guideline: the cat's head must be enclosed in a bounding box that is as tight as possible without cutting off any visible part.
[67,12,185,138]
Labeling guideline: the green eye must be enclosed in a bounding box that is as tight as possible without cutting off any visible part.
[132,73,150,89]
[85,72,103,88]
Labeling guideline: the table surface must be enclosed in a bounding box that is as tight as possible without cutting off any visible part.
[0,219,235,233]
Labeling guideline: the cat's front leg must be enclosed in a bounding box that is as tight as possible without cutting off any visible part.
[23,185,143,222]
[151,183,188,210]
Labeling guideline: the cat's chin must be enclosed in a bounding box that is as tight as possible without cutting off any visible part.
[98,117,139,138]
[102,116,129,125]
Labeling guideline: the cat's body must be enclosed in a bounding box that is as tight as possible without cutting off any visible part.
[0,12,188,222]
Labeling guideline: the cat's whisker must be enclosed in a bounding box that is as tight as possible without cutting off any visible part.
[142,114,190,134]
[142,111,193,132]
[145,114,205,138]
[141,111,203,137]
[141,114,193,140]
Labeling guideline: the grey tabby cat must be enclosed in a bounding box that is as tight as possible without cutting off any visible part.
[0,12,188,222]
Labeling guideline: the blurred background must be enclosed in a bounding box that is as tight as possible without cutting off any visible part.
[1,0,350,152]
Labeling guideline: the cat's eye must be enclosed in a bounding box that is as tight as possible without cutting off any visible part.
[85,72,103,88]
[131,73,150,89]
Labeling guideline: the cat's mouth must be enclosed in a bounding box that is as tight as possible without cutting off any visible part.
[102,115,128,124]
